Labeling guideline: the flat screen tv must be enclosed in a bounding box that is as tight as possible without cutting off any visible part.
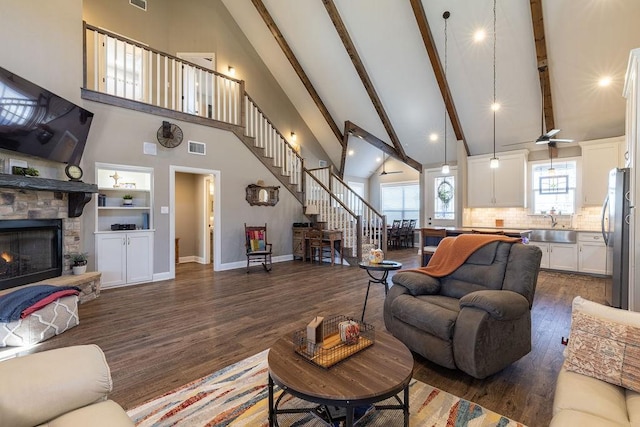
[0,65,94,165]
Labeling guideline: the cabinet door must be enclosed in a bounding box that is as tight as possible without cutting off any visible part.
[528,242,549,269]
[126,232,154,284]
[96,234,127,287]
[466,158,494,207]
[579,242,607,274]
[549,243,578,271]
[494,155,526,207]
[582,143,619,206]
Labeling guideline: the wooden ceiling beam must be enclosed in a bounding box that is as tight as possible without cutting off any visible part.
[251,0,344,145]
[344,121,422,172]
[409,0,470,156]
[530,0,555,132]
[322,0,408,162]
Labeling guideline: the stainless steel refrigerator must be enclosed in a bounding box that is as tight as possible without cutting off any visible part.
[601,168,631,309]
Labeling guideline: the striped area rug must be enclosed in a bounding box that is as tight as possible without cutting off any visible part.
[127,350,526,427]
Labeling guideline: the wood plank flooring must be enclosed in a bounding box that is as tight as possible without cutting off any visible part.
[5,249,606,427]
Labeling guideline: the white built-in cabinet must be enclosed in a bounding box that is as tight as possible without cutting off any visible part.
[624,48,639,311]
[95,163,154,288]
[466,150,528,208]
[579,137,626,206]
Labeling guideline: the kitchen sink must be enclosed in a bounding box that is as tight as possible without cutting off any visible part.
[521,229,577,244]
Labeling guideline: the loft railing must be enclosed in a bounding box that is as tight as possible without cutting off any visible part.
[83,23,303,192]
[308,167,387,255]
[84,23,243,125]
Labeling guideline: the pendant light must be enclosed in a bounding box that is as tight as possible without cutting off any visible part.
[441,11,451,174]
[489,0,499,169]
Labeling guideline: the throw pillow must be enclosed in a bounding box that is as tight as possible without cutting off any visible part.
[564,296,640,393]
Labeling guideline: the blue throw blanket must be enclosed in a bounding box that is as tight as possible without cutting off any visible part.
[0,285,80,322]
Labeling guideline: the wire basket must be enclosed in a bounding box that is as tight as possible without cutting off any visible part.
[293,315,375,368]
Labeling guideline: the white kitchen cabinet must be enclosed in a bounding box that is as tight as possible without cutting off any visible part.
[467,150,528,208]
[527,242,577,271]
[580,138,625,206]
[95,231,154,288]
[578,232,608,275]
[528,242,549,269]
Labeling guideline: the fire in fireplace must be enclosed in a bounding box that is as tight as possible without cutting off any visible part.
[0,219,62,291]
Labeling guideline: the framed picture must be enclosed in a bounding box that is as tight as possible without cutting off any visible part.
[539,175,569,194]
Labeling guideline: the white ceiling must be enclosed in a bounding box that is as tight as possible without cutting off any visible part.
[222,0,640,178]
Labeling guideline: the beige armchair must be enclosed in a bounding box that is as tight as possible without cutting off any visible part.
[0,344,133,427]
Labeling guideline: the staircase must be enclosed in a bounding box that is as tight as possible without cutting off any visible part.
[82,23,385,264]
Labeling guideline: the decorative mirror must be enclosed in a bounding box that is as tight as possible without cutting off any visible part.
[246,184,279,206]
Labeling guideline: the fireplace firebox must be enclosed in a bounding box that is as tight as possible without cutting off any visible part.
[0,219,63,291]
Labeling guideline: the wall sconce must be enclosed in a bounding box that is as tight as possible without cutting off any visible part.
[228,66,235,76]
[290,132,297,142]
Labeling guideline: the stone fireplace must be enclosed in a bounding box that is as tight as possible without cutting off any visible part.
[0,188,83,288]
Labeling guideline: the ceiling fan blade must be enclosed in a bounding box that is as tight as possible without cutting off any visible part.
[535,137,551,144]
[549,138,574,143]
[545,129,561,138]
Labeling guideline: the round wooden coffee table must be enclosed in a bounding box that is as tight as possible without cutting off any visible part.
[267,330,413,426]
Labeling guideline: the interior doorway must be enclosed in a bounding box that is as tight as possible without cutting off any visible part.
[169,166,221,279]
[424,167,457,228]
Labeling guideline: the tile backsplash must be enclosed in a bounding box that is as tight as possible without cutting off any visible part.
[464,206,602,231]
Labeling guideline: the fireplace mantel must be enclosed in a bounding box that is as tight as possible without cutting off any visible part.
[0,173,98,217]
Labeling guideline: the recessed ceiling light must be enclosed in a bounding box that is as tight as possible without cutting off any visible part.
[598,76,612,87]
[429,133,438,141]
[348,149,354,156]
[474,29,486,43]
[376,157,382,163]
[491,102,500,111]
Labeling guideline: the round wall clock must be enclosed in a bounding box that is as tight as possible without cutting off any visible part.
[157,121,184,148]
[65,164,83,181]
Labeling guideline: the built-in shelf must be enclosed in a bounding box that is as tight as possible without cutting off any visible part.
[0,173,98,217]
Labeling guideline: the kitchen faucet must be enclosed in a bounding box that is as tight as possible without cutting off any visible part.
[546,214,558,228]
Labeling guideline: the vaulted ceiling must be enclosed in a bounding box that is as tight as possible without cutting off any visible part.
[222,0,640,178]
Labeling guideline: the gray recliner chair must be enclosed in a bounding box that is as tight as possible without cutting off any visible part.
[384,240,542,379]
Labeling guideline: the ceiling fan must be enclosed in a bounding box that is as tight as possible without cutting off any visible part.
[379,153,402,176]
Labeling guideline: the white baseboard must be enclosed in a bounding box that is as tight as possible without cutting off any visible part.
[218,254,293,271]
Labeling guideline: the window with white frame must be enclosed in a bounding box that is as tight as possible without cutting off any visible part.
[381,182,419,225]
[532,159,577,215]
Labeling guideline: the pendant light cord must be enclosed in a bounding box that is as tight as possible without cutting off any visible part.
[444,12,449,166]
[492,0,497,160]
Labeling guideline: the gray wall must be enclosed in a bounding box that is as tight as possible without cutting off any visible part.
[0,0,313,275]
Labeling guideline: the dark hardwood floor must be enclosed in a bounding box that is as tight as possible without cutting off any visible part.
[6,248,606,427]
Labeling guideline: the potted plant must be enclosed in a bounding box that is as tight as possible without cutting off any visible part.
[122,194,133,206]
[70,252,88,275]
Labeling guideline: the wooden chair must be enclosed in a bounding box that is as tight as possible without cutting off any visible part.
[307,229,334,265]
[387,219,402,250]
[421,227,447,266]
[244,223,272,273]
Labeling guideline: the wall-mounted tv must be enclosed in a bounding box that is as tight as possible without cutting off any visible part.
[0,66,94,165]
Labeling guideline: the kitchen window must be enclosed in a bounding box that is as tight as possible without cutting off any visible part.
[381,182,419,225]
[531,159,577,215]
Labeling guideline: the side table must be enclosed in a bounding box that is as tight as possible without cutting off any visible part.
[358,261,402,322]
